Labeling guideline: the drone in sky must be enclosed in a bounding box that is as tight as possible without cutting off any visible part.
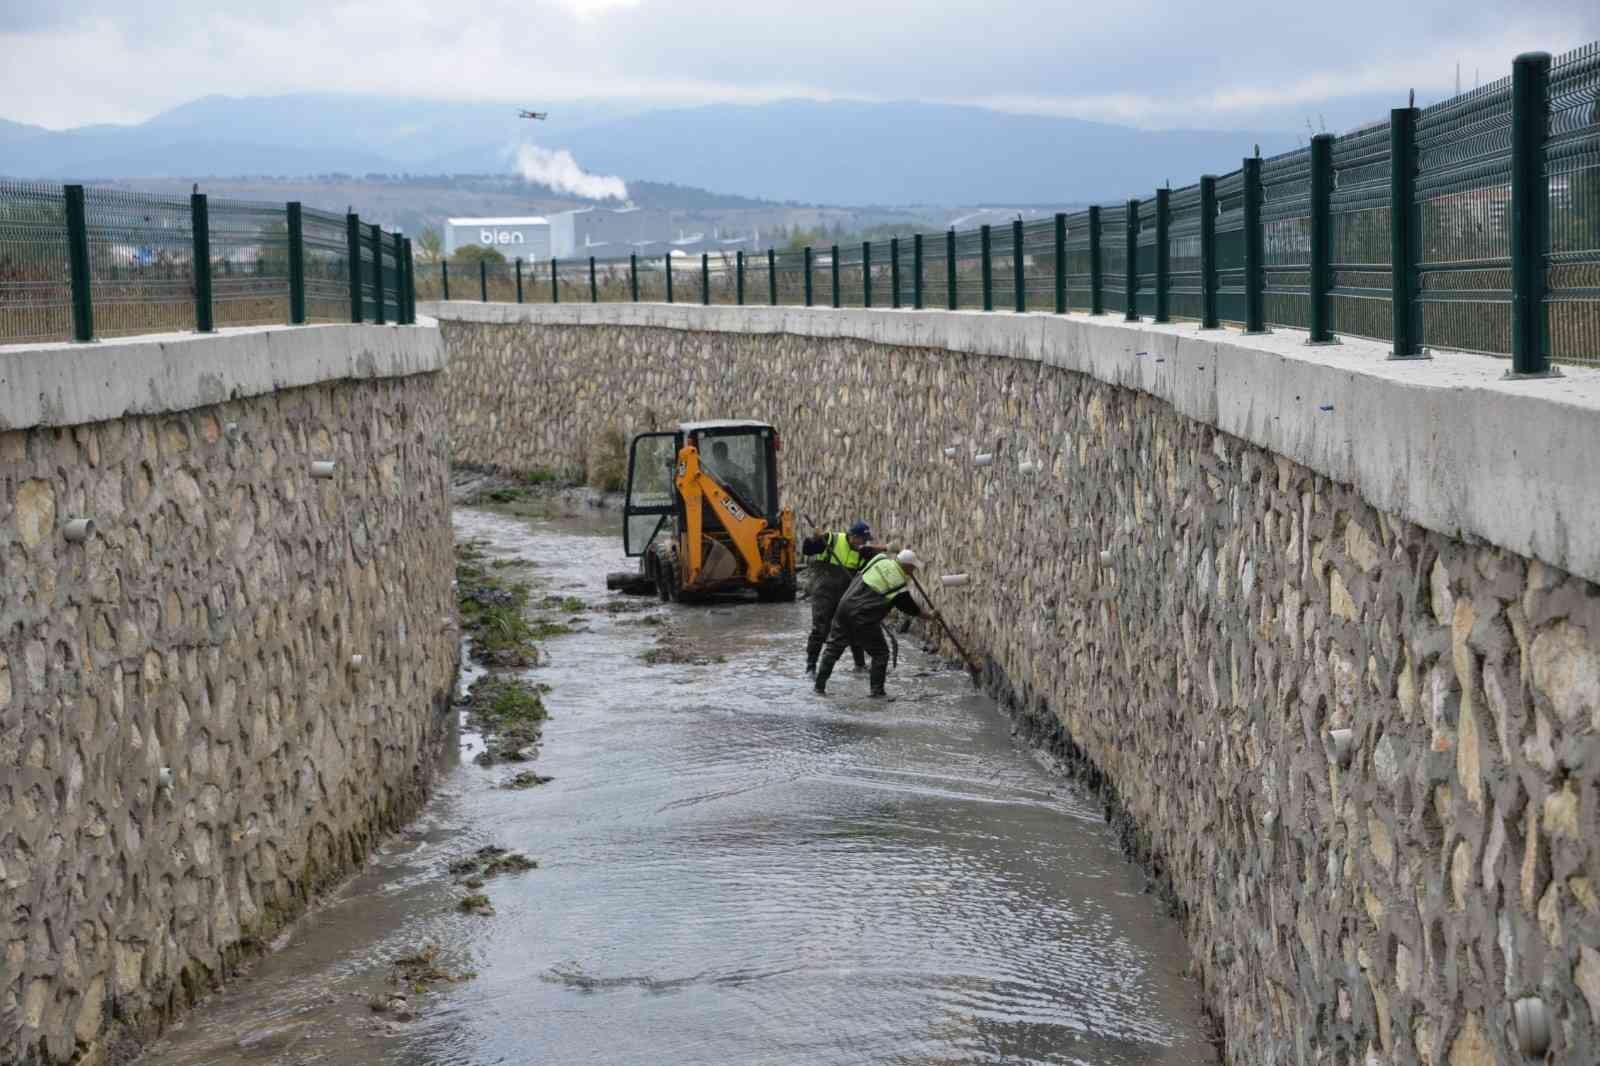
[518,110,549,120]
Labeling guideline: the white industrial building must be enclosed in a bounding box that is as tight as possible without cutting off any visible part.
[444,216,551,259]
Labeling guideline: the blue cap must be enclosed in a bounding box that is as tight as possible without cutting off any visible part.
[848,521,871,537]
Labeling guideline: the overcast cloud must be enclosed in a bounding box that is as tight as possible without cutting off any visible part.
[2,0,1595,131]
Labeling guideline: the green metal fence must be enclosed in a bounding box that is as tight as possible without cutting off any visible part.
[0,183,416,343]
[239,40,1600,371]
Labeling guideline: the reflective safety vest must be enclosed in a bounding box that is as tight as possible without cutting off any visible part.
[818,531,866,573]
[859,555,909,601]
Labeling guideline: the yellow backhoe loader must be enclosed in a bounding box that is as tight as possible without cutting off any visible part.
[606,420,797,603]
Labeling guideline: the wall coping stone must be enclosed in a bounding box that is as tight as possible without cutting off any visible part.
[0,322,443,432]
[425,299,1600,586]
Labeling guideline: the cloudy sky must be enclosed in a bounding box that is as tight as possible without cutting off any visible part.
[3,0,1596,131]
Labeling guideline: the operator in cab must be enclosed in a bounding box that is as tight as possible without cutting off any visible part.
[800,521,882,676]
[813,549,935,700]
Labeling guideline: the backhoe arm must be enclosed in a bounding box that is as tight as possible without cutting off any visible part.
[676,444,771,586]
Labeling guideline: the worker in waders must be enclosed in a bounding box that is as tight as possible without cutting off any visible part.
[813,549,932,699]
[800,520,880,675]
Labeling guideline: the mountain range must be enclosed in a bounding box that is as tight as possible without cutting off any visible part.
[1,93,1305,206]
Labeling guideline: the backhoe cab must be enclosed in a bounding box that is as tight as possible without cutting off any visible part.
[611,420,797,603]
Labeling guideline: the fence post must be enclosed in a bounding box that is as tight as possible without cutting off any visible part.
[1200,177,1219,328]
[1510,51,1555,377]
[1088,206,1103,314]
[736,252,745,305]
[913,234,924,310]
[665,255,673,304]
[1154,189,1171,323]
[832,245,841,308]
[1053,213,1066,314]
[768,248,777,305]
[515,258,524,303]
[980,225,992,311]
[891,237,901,309]
[391,230,405,322]
[551,258,559,304]
[191,193,213,332]
[439,259,448,305]
[701,253,710,305]
[286,202,305,324]
[629,254,638,302]
[863,242,873,308]
[347,213,363,321]
[1388,109,1424,357]
[369,223,385,325]
[591,257,599,303]
[1308,134,1336,343]
[1125,199,1140,321]
[804,247,813,307]
[946,229,957,310]
[1012,219,1025,313]
[405,239,416,323]
[480,258,488,302]
[64,185,94,342]
[1243,157,1266,333]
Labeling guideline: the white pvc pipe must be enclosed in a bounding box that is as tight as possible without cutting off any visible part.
[64,518,94,543]
[939,573,970,587]
[973,453,994,467]
[310,460,337,479]
[942,446,958,458]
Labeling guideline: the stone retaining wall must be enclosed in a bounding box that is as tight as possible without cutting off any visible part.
[433,302,1600,1066]
[0,324,457,1064]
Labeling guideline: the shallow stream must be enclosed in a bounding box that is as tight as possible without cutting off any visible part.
[140,506,1216,1066]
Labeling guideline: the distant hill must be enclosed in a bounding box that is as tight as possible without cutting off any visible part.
[1,93,1303,205]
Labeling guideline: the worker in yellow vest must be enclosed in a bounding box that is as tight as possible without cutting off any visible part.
[813,549,932,699]
[800,520,881,675]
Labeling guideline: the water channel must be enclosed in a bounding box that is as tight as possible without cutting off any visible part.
[140,505,1217,1066]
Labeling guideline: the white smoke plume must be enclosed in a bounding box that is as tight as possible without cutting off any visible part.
[514,144,628,201]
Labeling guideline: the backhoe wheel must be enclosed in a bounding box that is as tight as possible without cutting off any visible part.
[757,580,797,604]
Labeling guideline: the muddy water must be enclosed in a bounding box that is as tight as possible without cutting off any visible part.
[141,507,1216,1066]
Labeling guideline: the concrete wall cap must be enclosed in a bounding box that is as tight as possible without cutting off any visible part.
[424,301,1600,585]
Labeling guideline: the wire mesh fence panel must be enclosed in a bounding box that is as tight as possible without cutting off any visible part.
[1216,169,1248,325]
[988,225,1018,309]
[775,250,807,305]
[636,257,667,302]
[555,258,594,303]
[744,253,771,306]
[1261,147,1312,331]
[1065,211,1094,311]
[920,240,949,309]
[1548,42,1600,367]
[1168,183,1204,322]
[383,239,404,321]
[413,262,444,302]
[1020,219,1057,308]
[302,208,350,322]
[0,180,71,342]
[1416,75,1515,355]
[835,244,866,307]
[594,257,633,302]
[1100,204,1128,311]
[208,198,290,327]
[704,252,738,304]
[358,234,381,321]
[482,259,518,302]
[951,229,985,309]
[1135,201,1158,318]
[84,187,195,336]
[1329,122,1394,343]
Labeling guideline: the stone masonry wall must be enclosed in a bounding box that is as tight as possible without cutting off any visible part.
[439,312,1600,1066]
[0,371,457,1063]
